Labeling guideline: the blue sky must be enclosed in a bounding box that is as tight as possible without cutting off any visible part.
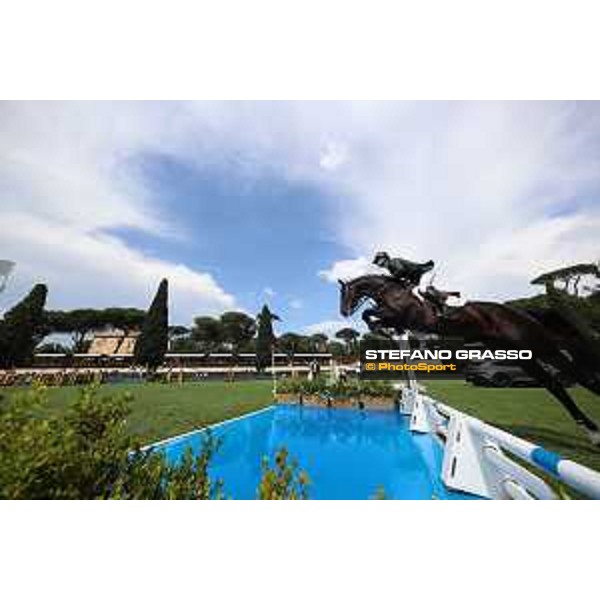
[1,101,599,337]
[122,154,344,330]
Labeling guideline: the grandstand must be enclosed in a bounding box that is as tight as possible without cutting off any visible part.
[31,351,335,375]
[87,330,140,355]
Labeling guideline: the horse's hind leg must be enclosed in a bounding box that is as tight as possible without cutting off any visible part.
[533,344,600,398]
[565,362,600,397]
[523,359,600,446]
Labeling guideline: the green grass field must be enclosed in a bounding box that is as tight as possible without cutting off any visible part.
[424,380,600,472]
[4,380,274,445]
[5,378,600,473]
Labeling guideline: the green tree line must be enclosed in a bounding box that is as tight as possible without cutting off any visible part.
[0,281,361,369]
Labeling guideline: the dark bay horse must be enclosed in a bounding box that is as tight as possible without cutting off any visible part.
[339,274,600,445]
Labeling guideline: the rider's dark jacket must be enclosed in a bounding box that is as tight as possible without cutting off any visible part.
[384,257,434,286]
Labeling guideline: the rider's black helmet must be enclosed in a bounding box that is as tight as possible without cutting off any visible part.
[373,251,389,266]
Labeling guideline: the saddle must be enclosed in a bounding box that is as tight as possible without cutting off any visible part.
[421,286,461,315]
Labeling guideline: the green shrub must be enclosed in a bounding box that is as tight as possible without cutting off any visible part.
[302,375,330,395]
[0,385,218,499]
[277,376,395,398]
[372,484,389,499]
[360,380,395,398]
[276,377,303,395]
[0,386,305,500]
[257,447,310,499]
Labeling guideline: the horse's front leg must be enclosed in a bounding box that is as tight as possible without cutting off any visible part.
[362,307,389,336]
[362,308,396,340]
[362,307,383,333]
[380,306,409,336]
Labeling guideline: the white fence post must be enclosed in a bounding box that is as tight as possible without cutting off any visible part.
[441,412,504,498]
[419,397,600,499]
[409,393,431,433]
[399,386,417,414]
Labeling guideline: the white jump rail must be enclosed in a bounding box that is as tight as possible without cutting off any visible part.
[401,388,600,499]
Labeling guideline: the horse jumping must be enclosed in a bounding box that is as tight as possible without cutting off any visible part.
[339,274,600,445]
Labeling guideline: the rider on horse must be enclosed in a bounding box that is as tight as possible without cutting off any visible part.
[372,252,434,288]
[372,252,459,315]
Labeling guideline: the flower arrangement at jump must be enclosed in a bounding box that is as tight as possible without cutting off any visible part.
[275,375,396,409]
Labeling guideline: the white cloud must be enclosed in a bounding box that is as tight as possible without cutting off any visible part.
[1,212,235,322]
[303,319,366,339]
[263,287,276,298]
[289,298,303,310]
[302,320,350,339]
[3,100,600,327]
[319,141,348,171]
[318,256,381,284]
[312,102,600,301]
[0,102,238,323]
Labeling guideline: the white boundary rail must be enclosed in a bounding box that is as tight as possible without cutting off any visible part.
[142,405,275,451]
[400,387,600,499]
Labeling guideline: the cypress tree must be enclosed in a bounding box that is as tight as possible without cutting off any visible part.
[134,279,169,370]
[255,304,279,372]
[0,283,48,368]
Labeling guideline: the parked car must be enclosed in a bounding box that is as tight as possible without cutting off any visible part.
[465,360,535,387]
[465,359,573,388]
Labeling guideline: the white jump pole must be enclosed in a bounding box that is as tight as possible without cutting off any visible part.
[397,330,420,416]
[398,330,417,390]
[271,343,277,398]
[433,399,600,499]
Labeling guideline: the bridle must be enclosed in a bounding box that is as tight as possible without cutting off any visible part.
[340,276,388,316]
